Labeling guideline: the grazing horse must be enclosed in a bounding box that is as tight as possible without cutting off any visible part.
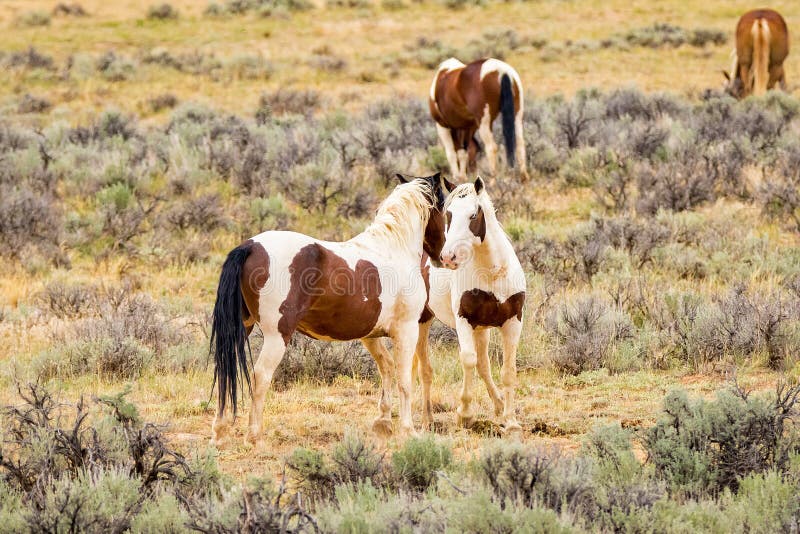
[415,178,525,434]
[209,174,451,445]
[724,9,789,98]
[429,58,528,181]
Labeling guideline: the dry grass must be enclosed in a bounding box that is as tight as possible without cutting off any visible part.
[2,0,800,480]
[1,0,799,122]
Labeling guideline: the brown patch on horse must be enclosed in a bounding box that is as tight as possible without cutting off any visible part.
[278,243,382,343]
[424,206,447,265]
[240,240,269,328]
[469,206,486,242]
[419,253,434,323]
[457,290,524,328]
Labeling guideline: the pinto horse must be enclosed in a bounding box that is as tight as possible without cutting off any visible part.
[724,9,789,98]
[415,178,526,434]
[429,58,528,181]
[209,174,451,445]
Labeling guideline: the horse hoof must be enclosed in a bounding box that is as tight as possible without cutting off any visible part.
[399,425,419,439]
[457,414,474,428]
[372,418,393,438]
[503,422,523,439]
[246,427,262,446]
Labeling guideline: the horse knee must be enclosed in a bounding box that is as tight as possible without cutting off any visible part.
[460,350,477,369]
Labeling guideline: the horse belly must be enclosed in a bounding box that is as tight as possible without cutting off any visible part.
[295,296,382,341]
[427,267,456,327]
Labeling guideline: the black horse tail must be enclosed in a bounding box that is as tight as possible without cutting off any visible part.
[499,73,517,168]
[210,242,253,417]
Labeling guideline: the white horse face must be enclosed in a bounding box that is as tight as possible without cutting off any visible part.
[440,179,487,270]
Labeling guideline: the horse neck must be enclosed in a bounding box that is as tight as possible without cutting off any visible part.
[472,208,512,269]
[353,209,425,263]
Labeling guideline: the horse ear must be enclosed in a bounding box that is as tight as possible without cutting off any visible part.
[440,174,456,193]
[474,176,485,195]
[395,173,410,184]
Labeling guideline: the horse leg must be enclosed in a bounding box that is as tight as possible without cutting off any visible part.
[436,124,461,180]
[415,320,434,430]
[455,318,478,427]
[769,64,785,90]
[515,108,529,181]
[211,408,232,447]
[392,322,419,436]
[474,328,504,418]
[246,331,286,444]
[467,133,480,174]
[500,318,522,434]
[739,64,751,95]
[477,106,498,175]
[456,132,469,180]
[362,338,395,438]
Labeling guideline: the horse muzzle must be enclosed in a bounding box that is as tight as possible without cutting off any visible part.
[439,252,460,270]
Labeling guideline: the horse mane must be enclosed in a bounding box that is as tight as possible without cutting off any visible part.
[360,179,432,250]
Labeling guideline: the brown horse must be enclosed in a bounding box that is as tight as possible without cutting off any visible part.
[724,9,789,98]
[429,58,528,181]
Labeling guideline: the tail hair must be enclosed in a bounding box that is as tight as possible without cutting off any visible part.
[499,74,517,168]
[752,19,771,96]
[210,243,253,417]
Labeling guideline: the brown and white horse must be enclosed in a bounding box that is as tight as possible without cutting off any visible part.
[429,58,528,181]
[415,178,525,434]
[724,9,789,98]
[209,174,451,445]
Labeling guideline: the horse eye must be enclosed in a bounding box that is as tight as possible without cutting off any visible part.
[470,212,477,220]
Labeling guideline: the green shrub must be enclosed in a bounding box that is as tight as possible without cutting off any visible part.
[331,431,386,486]
[287,447,335,506]
[129,493,188,533]
[392,435,453,492]
[644,384,800,497]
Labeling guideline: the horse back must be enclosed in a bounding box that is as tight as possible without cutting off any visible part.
[736,9,789,63]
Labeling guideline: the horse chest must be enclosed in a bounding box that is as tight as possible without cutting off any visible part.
[456,288,525,329]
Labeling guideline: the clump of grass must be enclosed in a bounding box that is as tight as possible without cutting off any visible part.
[620,23,726,49]
[15,11,51,27]
[96,51,137,82]
[438,0,485,10]
[381,0,406,9]
[17,93,52,114]
[33,289,188,381]
[307,50,347,72]
[547,295,634,375]
[206,0,313,16]
[52,3,88,17]
[146,3,179,19]
[392,435,452,492]
[256,88,321,119]
[146,92,179,113]
[5,47,55,70]
[271,336,377,390]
